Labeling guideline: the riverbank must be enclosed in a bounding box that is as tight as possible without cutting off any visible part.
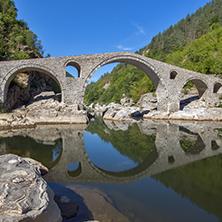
[86,90,222,122]
[1,90,222,131]
[0,91,89,130]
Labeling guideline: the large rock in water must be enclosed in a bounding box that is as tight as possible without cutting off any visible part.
[0,154,62,222]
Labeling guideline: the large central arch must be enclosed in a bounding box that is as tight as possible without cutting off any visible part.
[83,54,167,111]
[85,55,162,89]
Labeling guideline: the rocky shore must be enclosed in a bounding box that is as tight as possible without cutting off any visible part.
[0,91,89,130]
[1,89,222,130]
[87,91,222,122]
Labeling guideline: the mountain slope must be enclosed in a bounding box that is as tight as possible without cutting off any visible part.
[137,0,222,62]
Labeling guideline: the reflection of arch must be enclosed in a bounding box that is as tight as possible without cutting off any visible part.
[211,140,220,150]
[67,162,82,177]
[179,134,205,155]
[213,82,222,93]
[2,64,62,102]
[85,55,162,90]
[170,70,178,79]
[64,60,81,78]
[83,144,158,179]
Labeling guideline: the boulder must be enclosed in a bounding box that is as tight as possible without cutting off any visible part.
[0,154,62,222]
[120,94,134,107]
[103,108,117,120]
[23,157,49,176]
[137,92,157,110]
[113,109,130,120]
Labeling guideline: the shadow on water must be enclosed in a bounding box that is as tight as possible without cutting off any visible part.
[48,182,94,221]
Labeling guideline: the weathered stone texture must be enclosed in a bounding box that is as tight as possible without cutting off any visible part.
[0,154,62,222]
[0,51,222,112]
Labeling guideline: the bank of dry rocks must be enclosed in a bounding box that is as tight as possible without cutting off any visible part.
[88,92,222,122]
[0,91,89,130]
[1,90,222,130]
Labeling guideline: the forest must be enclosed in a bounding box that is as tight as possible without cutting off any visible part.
[84,0,222,105]
[0,0,44,60]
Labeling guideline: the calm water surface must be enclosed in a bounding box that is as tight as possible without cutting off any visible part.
[0,118,222,221]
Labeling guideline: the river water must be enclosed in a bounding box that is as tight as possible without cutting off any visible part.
[0,117,222,221]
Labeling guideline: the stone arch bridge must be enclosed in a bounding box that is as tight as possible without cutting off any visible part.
[0,51,222,112]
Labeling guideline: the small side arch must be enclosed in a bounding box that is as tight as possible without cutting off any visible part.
[2,64,62,103]
[64,60,81,78]
[170,70,178,79]
[213,82,222,93]
[181,78,208,98]
[178,78,208,110]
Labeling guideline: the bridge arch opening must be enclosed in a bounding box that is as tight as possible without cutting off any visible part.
[179,127,205,155]
[213,82,222,93]
[3,66,62,110]
[170,70,178,79]
[84,56,159,110]
[67,162,82,177]
[65,61,80,78]
[180,79,207,110]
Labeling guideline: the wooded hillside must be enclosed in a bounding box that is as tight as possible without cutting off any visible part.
[0,0,44,60]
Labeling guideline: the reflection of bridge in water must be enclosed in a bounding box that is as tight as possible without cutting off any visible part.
[1,121,222,184]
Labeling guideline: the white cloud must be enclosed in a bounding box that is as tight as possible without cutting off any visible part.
[131,21,145,35]
[116,45,133,51]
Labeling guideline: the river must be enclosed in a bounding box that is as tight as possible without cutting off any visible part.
[0,117,222,221]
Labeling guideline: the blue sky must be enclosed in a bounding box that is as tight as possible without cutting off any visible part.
[14,0,211,81]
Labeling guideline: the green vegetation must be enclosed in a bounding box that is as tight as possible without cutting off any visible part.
[138,0,222,62]
[153,155,222,218]
[66,71,73,77]
[0,0,44,60]
[166,27,222,74]
[0,108,9,113]
[85,0,222,105]
[180,135,205,154]
[84,63,155,105]
[180,136,195,152]
[87,117,156,163]
[0,135,62,169]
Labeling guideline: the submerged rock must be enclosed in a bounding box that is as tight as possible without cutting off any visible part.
[54,195,79,219]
